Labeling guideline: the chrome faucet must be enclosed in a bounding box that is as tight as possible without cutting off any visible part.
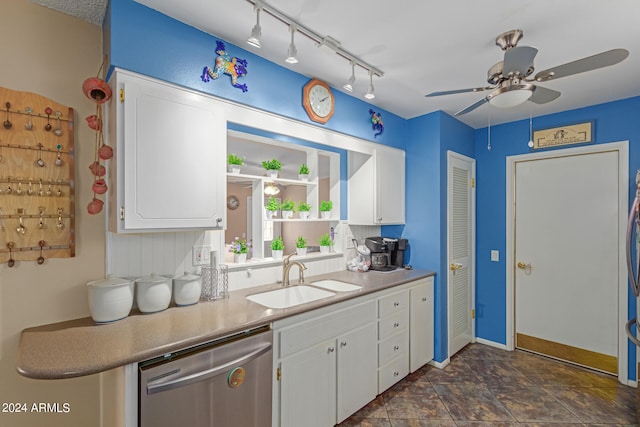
[282,253,307,286]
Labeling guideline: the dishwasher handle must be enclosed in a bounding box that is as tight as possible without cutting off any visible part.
[146,342,272,395]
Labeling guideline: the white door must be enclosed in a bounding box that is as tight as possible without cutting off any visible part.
[514,150,620,373]
[447,151,475,357]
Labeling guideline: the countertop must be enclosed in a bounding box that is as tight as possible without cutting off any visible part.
[17,268,434,379]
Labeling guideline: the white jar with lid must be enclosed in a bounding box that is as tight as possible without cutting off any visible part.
[87,277,134,323]
[172,272,201,306]
[135,274,172,313]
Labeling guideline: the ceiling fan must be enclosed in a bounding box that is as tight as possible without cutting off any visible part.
[425,29,629,116]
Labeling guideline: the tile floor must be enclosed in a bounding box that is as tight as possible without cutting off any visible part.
[338,343,638,426]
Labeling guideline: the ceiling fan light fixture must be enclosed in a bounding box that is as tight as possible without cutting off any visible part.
[247,4,262,48]
[487,83,534,108]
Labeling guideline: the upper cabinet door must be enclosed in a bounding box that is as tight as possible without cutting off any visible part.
[109,72,226,232]
[348,146,405,225]
[375,146,405,225]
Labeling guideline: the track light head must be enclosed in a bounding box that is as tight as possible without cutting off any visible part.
[343,62,356,92]
[364,71,375,99]
[247,5,262,48]
[285,25,298,64]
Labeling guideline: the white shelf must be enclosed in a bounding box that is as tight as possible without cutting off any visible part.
[226,172,317,187]
[225,251,343,271]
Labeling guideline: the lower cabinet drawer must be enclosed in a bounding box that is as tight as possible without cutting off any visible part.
[378,330,408,366]
[378,356,409,393]
[378,310,408,340]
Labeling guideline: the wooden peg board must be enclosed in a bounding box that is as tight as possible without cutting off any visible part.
[0,86,75,266]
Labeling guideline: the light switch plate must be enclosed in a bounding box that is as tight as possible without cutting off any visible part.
[490,250,499,262]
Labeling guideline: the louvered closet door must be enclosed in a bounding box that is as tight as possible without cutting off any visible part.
[447,152,475,357]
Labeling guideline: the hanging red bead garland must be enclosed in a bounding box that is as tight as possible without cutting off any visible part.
[82,69,113,215]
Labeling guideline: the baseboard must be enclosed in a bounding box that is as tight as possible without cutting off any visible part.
[475,337,508,350]
[428,358,450,369]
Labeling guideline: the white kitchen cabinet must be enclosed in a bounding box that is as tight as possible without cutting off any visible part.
[409,277,435,372]
[274,300,377,427]
[107,70,226,233]
[348,146,405,225]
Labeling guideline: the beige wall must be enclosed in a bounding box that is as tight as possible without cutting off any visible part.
[0,1,105,426]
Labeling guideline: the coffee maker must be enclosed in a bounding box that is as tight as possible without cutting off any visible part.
[364,237,408,271]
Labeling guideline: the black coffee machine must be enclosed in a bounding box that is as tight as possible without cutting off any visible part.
[364,237,408,271]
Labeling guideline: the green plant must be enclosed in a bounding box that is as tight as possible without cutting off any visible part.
[262,158,282,171]
[229,237,251,254]
[280,199,296,211]
[298,163,310,175]
[266,196,279,211]
[296,236,307,248]
[271,236,284,251]
[297,201,311,212]
[319,233,332,247]
[227,153,243,166]
[319,200,333,212]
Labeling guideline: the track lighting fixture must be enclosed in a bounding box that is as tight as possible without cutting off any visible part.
[244,0,383,98]
[247,3,262,48]
[364,70,375,99]
[343,61,355,92]
[285,25,298,64]
[264,183,280,195]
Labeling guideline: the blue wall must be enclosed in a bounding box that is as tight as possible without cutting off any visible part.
[474,97,640,377]
[106,0,640,376]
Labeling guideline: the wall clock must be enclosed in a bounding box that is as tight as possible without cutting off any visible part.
[302,79,335,124]
[227,195,240,210]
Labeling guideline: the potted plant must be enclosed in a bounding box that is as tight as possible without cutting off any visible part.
[295,235,307,256]
[265,196,279,218]
[297,201,311,219]
[271,236,284,259]
[280,199,296,219]
[319,233,332,254]
[229,237,251,263]
[262,158,282,178]
[298,163,310,181]
[320,200,333,219]
[227,154,243,174]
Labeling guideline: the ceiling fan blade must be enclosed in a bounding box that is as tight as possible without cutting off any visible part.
[454,97,489,116]
[425,86,491,97]
[529,85,561,104]
[534,48,629,82]
[503,46,538,77]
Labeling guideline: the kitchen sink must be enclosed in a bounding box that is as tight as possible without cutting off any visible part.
[310,280,362,292]
[246,286,335,309]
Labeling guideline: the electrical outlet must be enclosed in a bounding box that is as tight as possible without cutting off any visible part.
[346,235,355,249]
[193,245,213,266]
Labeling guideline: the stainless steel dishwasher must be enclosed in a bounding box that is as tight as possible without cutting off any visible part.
[138,325,272,427]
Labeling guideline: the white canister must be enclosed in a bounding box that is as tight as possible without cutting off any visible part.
[135,274,172,313]
[172,272,201,306]
[87,277,134,323]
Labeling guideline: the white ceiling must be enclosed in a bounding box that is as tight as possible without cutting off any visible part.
[35,0,640,129]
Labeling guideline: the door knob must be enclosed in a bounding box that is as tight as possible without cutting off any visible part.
[450,262,463,271]
[517,261,532,274]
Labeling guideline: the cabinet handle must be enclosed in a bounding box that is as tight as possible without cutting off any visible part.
[393,322,400,328]
[422,297,427,302]
[340,341,347,347]
[393,345,400,351]
[393,371,399,377]
[393,302,400,307]
[328,346,335,353]
[216,217,223,226]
